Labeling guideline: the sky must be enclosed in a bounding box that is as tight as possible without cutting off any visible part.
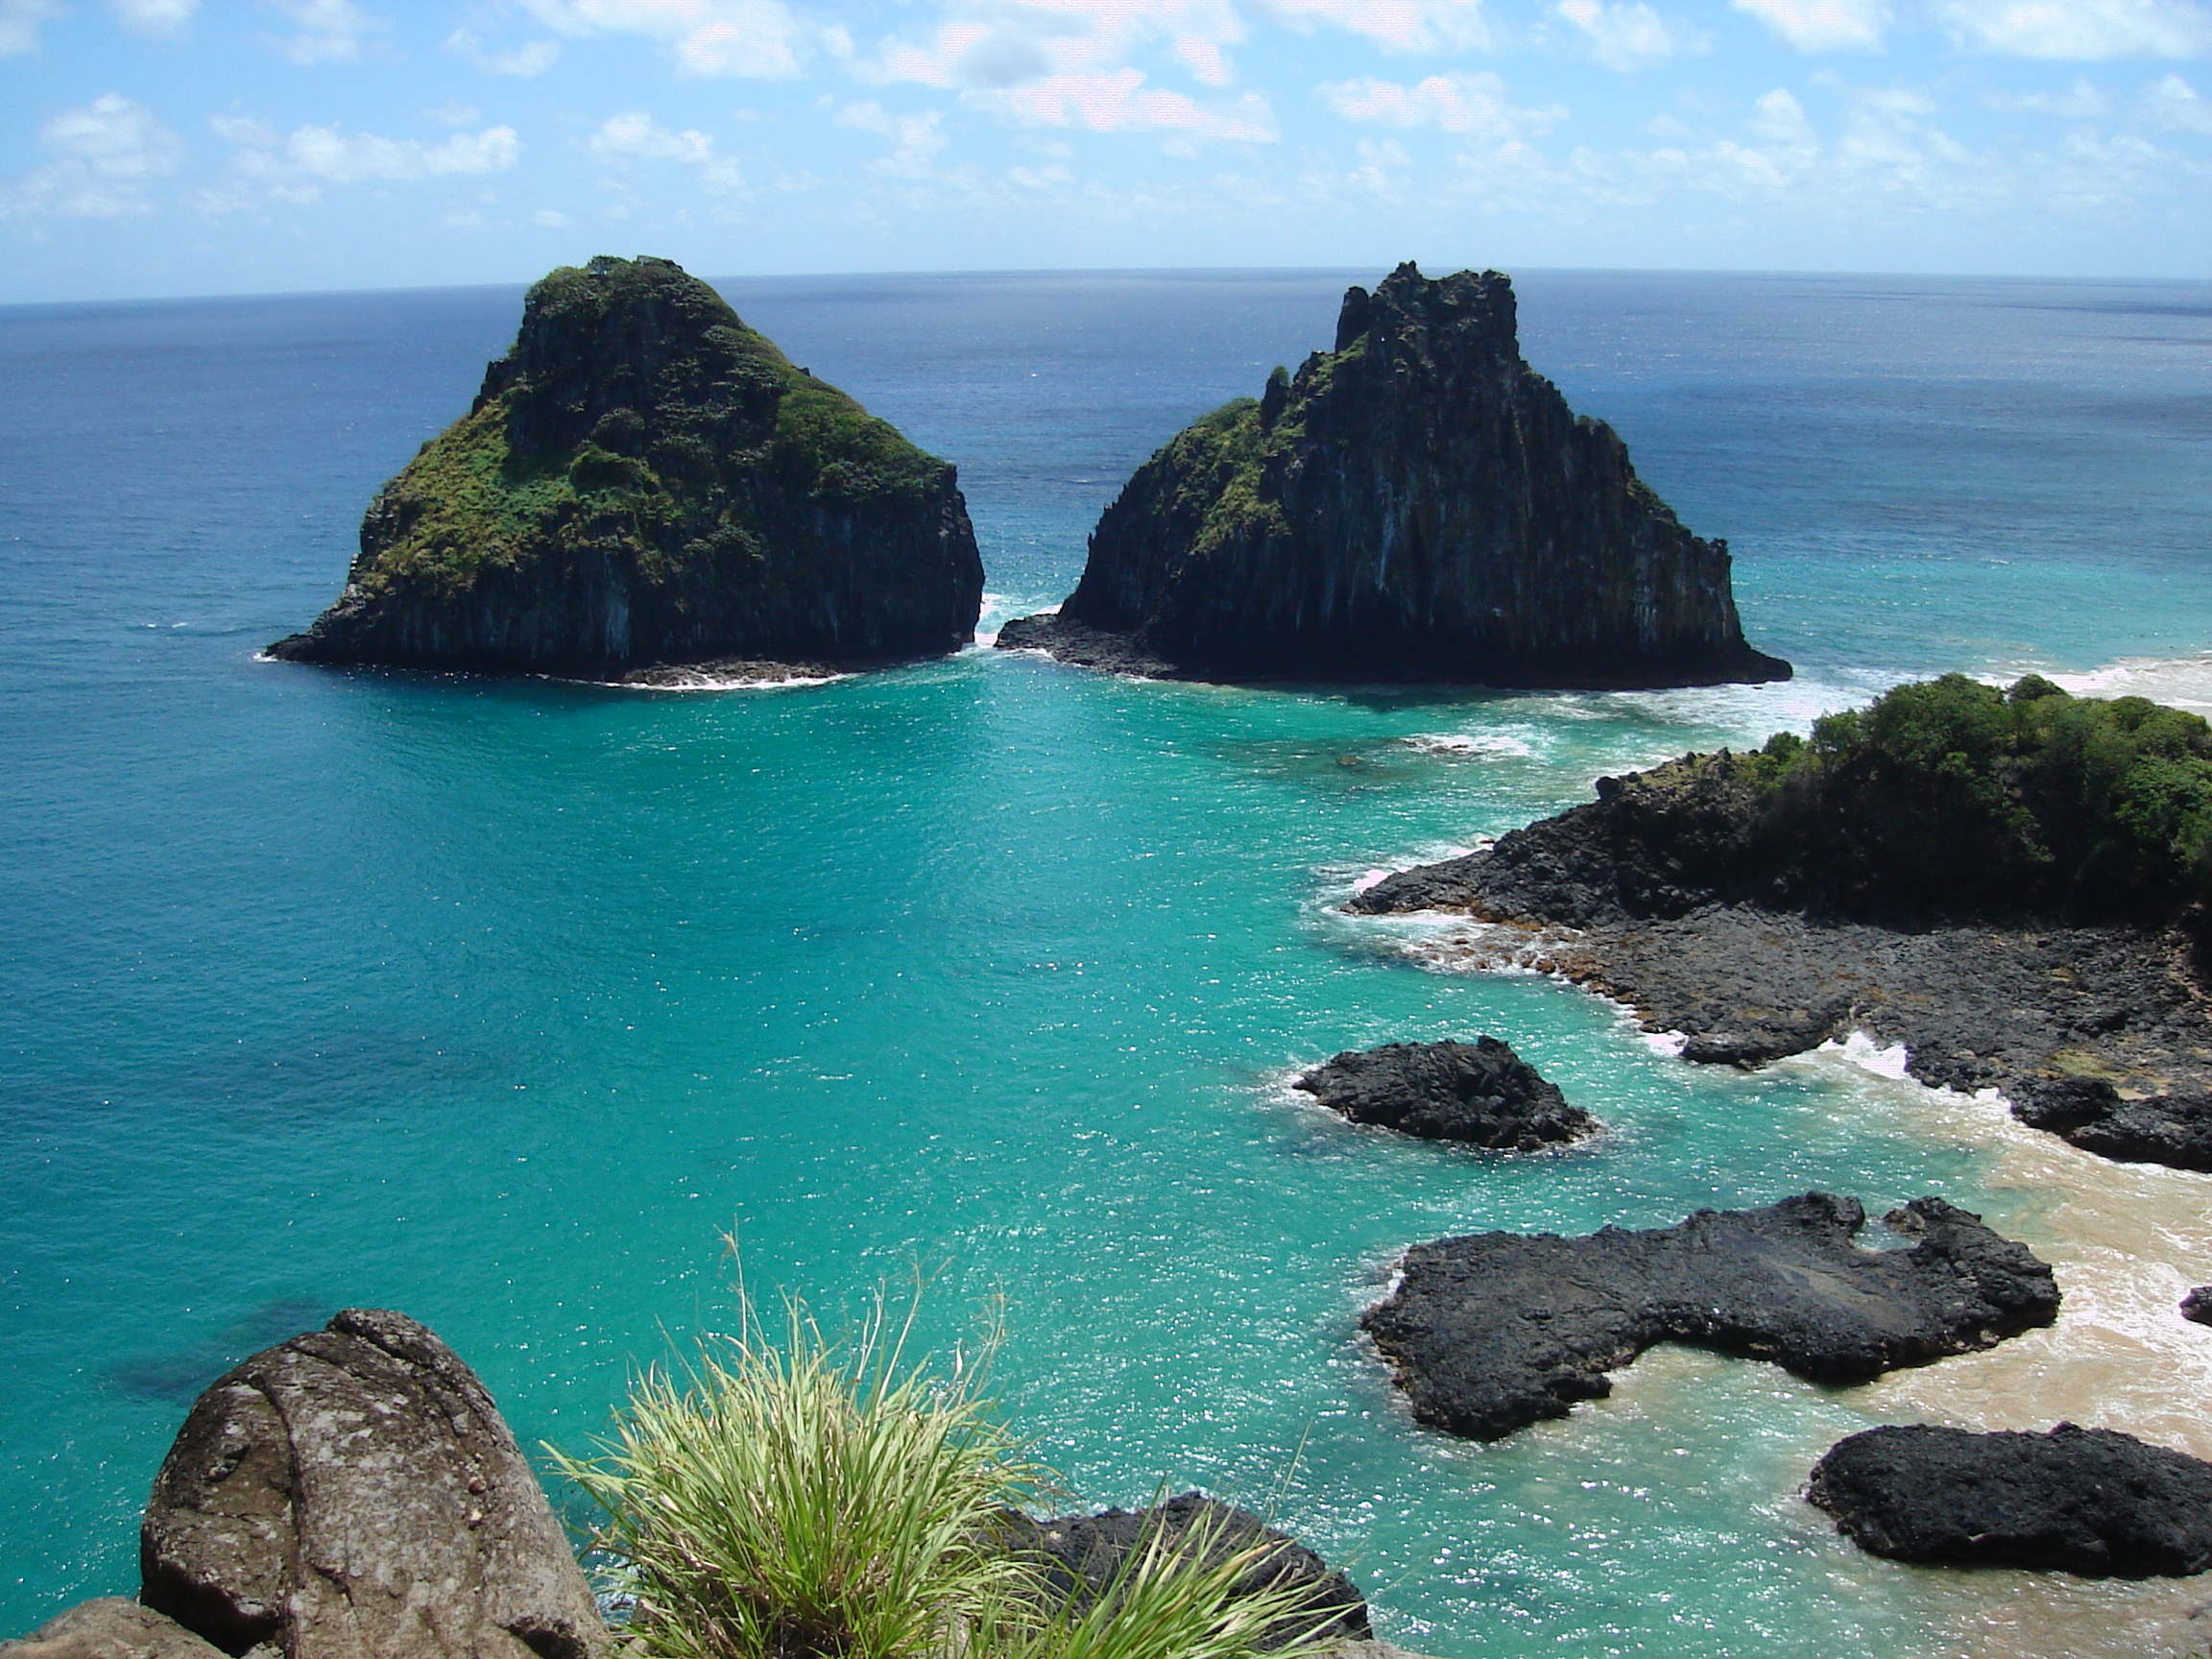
[2,0,2209,301]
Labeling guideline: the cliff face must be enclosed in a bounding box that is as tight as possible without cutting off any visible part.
[269,255,983,676]
[1002,262,1786,685]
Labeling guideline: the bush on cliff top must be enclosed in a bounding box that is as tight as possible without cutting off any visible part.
[552,1284,1341,1659]
[1730,673,2212,919]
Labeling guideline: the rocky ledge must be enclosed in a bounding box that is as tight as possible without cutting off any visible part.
[1001,1493,1369,1648]
[269,255,982,679]
[1293,1037,1599,1150]
[997,262,1788,688]
[1349,675,2212,1169]
[1361,1193,2058,1442]
[1808,1423,2212,1577]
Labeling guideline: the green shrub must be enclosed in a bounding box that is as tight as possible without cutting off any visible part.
[552,1284,1345,1659]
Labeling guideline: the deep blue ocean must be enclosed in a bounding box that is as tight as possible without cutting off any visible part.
[4,268,2212,1658]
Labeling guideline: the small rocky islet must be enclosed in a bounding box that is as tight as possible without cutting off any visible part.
[998,261,1789,688]
[269,255,983,681]
[1292,1036,1599,1150]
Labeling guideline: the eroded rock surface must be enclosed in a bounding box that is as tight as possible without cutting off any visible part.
[1294,1037,1599,1149]
[0,1600,227,1659]
[140,1308,607,1659]
[269,255,981,678]
[997,263,1787,688]
[1000,1493,1369,1649]
[1808,1423,2212,1576]
[1361,1193,2059,1442]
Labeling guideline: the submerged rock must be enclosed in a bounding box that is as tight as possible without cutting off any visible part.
[140,1308,607,1659]
[998,262,1788,687]
[1808,1423,2212,1576]
[0,1600,226,1659]
[1294,1037,1599,1149]
[269,255,982,679]
[999,1493,1369,1649]
[1361,1193,2058,1442]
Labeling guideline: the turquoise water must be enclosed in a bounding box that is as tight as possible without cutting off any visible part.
[3,270,2211,1655]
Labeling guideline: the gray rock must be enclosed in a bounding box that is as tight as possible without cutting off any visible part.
[1362,1193,2059,1442]
[1294,1038,1599,1149]
[1,1600,227,1659]
[1808,1422,2212,1576]
[140,1309,607,1659]
[999,1493,1369,1649]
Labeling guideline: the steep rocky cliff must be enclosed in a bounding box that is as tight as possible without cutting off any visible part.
[269,256,983,677]
[998,262,1787,685]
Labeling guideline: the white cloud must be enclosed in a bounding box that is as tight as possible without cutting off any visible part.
[1556,0,1681,68]
[533,207,572,226]
[445,29,563,74]
[2,93,183,219]
[969,67,1278,139]
[202,118,519,208]
[2145,69,2212,125]
[1985,77,2111,114]
[114,0,199,36]
[1258,0,1491,52]
[1319,70,1564,135]
[1730,0,1888,51]
[587,110,749,189]
[423,101,482,126]
[0,0,62,57]
[835,101,952,175]
[265,0,383,65]
[520,0,804,77]
[1940,0,2212,60]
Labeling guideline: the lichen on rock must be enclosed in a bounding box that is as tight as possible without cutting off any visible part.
[998,262,1789,687]
[269,255,983,678]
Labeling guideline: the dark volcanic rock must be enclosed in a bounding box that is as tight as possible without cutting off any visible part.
[997,262,1788,687]
[140,1308,607,1659]
[2183,1286,2212,1326]
[1000,1493,1369,1649]
[1361,1193,2058,1442]
[269,255,982,678]
[0,1600,227,1659]
[1808,1423,2212,1576]
[1294,1037,1599,1149]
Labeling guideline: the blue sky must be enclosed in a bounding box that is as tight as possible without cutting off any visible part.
[3,0,2209,300]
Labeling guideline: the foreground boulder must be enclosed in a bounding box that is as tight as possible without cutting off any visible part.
[140,1308,607,1659]
[1294,1037,1599,1149]
[998,262,1788,687]
[1361,1193,2058,1441]
[270,255,982,679]
[1808,1423,2212,1576]
[1000,1493,1369,1648]
[0,1600,226,1659]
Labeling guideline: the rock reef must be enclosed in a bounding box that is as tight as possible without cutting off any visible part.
[997,262,1788,687]
[269,255,982,679]
[1001,1493,1370,1649]
[1808,1423,2212,1577]
[1293,1037,1599,1149]
[1348,676,2212,1168]
[1361,1193,2058,1442]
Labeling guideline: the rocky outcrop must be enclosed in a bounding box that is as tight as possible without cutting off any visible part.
[996,262,1788,687]
[2183,1286,2212,1326]
[0,1600,227,1659]
[999,1493,1369,1649]
[1346,677,2212,1169]
[1293,1037,1599,1149]
[139,1308,607,1659]
[1807,1423,2212,1576]
[269,255,982,679]
[1361,1193,2058,1442]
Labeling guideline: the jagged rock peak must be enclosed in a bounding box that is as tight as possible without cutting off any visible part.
[269,254,983,680]
[998,261,1789,687]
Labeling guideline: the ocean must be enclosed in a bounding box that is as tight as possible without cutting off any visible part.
[2,267,2210,1657]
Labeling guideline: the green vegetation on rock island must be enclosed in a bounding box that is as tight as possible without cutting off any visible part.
[269,256,983,677]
